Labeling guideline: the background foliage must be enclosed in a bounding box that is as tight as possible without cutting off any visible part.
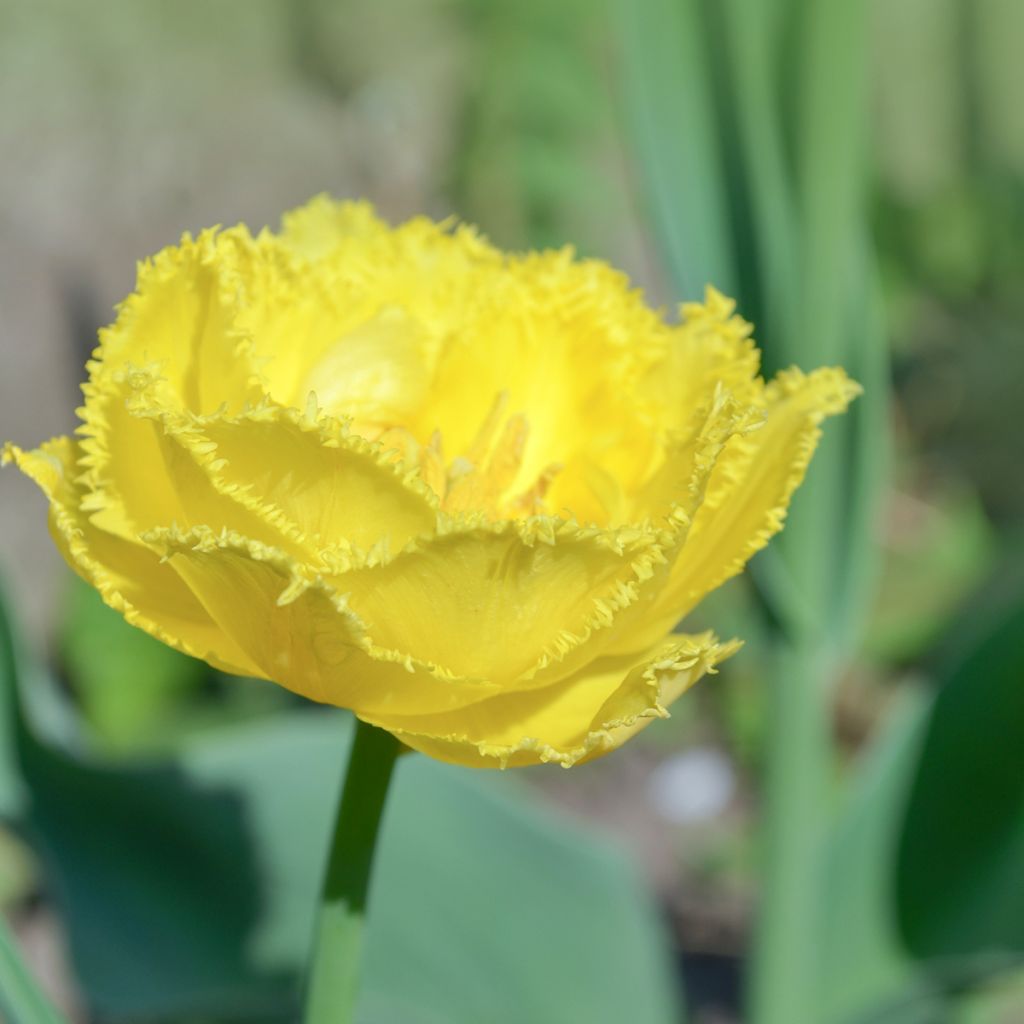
[0,0,1021,1021]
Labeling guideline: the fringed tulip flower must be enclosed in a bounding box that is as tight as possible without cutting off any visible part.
[4,197,858,767]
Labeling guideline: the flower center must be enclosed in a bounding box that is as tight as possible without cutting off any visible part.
[375,392,561,519]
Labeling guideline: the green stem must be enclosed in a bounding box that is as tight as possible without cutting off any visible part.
[303,717,401,1024]
[0,912,68,1024]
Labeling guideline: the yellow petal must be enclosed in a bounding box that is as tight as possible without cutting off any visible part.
[89,226,271,415]
[414,250,670,514]
[640,285,762,435]
[360,632,740,769]
[76,370,439,564]
[183,404,440,556]
[2,438,259,675]
[329,517,671,686]
[269,196,502,418]
[298,305,433,435]
[278,195,388,261]
[600,385,764,656]
[149,526,503,716]
[623,366,861,652]
[76,369,306,557]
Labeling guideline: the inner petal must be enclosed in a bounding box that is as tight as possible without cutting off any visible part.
[299,305,433,436]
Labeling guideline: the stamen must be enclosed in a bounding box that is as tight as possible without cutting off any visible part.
[509,462,563,516]
[372,392,562,518]
[465,391,510,465]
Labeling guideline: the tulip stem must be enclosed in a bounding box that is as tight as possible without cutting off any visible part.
[303,716,401,1024]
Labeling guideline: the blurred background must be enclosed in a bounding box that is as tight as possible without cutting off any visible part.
[0,1,1022,1022]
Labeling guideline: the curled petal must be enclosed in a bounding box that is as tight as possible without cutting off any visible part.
[331,517,672,687]
[76,368,309,557]
[148,526,504,716]
[2,438,259,675]
[76,372,440,565]
[359,632,741,769]
[87,226,273,415]
[639,286,762,435]
[189,404,440,555]
[620,366,861,653]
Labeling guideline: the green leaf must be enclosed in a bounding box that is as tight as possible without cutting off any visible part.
[611,0,734,298]
[2,585,682,1024]
[27,714,681,1024]
[0,572,26,820]
[818,557,1024,1023]
[819,687,943,1024]
[58,575,207,752]
[0,582,66,1024]
[896,557,1024,962]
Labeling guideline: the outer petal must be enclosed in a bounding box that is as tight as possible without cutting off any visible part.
[76,371,440,566]
[2,438,259,675]
[330,517,671,686]
[359,632,741,769]
[619,366,860,653]
[148,527,505,716]
[77,369,309,557]
[190,404,440,555]
[87,226,272,415]
[597,385,763,658]
[639,286,762,435]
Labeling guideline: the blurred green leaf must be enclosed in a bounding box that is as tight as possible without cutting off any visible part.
[452,0,607,251]
[818,557,1024,1023]
[28,716,683,1024]
[0,827,36,909]
[1,585,682,1024]
[865,488,995,664]
[59,575,207,752]
[896,557,1024,962]
[819,687,942,1024]
[0,590,65,1024]
[611,0,734,297]
[612,4,886,1020]
[0,573,25,820]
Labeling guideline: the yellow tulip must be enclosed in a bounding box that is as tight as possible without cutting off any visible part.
[4,197,858,768]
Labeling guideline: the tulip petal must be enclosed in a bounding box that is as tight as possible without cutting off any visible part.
[331,518,673,686]
[359,632,741,769]
[76,369,439,565]
[190,405,440,555]
[76,369,309,558]
[413,251,672,514]
[621,366,861,652]
[270,196,503,418]
[279,195,389,260]
[87,227,272,415]
[2,438,260,675]
[642,287,763,432]
[150,526,505,716]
